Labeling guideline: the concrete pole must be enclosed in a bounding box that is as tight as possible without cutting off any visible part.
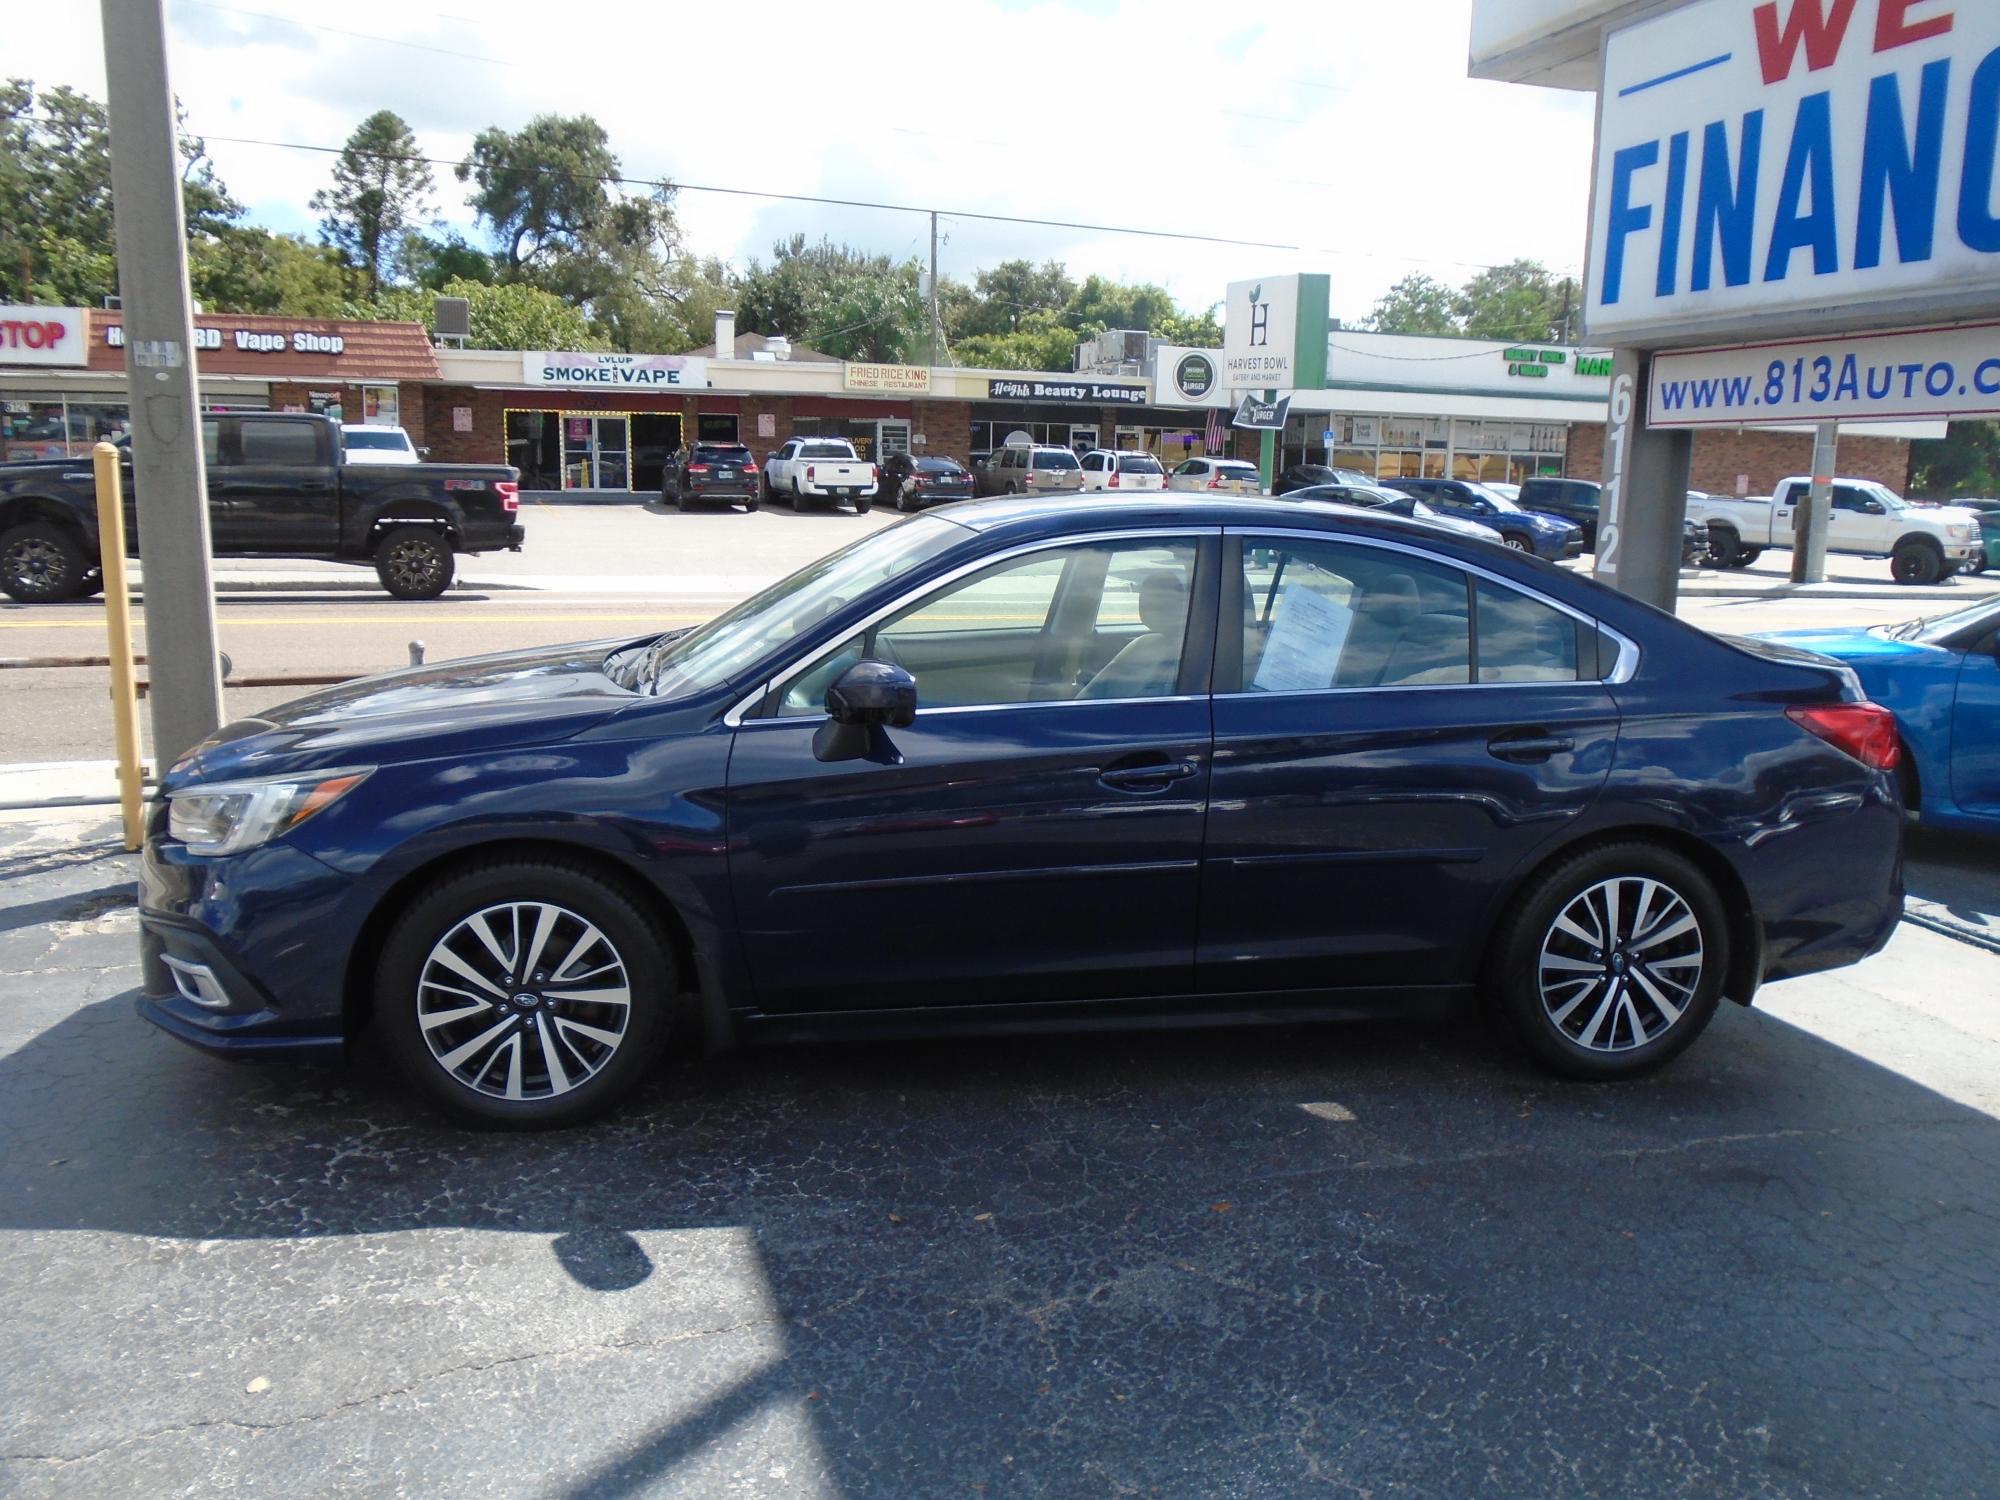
[928,211,941,369]
[1791,422,1839,584]
[1593,349,1693,611]
[101,0,225,765]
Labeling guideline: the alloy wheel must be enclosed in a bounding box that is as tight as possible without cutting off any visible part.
[416,901,632,1101]
[1537,876,1704,1053]
[3,536,71,597]
[385,536,446,594]
[1505,536,1532,552]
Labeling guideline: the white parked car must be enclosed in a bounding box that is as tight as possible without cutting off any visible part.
[340,424,421,464]
[1167,457,1262,495]
[762,438,880,512]
[1078,450,1166,493]
[1688,476,1982,583]
[1484,482,1522,502]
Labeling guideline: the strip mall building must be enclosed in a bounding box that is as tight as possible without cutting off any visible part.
[0,305,1941,497]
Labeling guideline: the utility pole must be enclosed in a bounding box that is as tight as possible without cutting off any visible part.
[928,211,941,368]
[101,0,224,765]
[1792,422,1838,584]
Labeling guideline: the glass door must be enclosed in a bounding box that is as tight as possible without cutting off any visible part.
[1069,424,1099,455]
[877,421,911,459]
[559,414,633,490]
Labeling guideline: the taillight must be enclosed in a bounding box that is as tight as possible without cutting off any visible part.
[495,481,519,512]
[1786,702,1902,771]
[1207,474,1223,490]
[871,465,880,482]
[687,464,709,474]
[806,465,816,481]
[1108,472,1120,488]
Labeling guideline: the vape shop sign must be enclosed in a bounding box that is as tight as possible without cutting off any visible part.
[524,352,708,388]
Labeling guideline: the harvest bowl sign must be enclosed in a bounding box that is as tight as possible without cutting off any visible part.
[1589,0,2000,343]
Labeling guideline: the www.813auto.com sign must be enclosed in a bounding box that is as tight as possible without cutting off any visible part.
[1588,0,2000,344]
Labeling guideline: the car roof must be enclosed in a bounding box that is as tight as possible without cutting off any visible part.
[929,493,1470,542]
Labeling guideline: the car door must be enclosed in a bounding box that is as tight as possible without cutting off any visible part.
[218,417,337,553]
[1199,528,1620,995]
[726,529,1221,1015]
[1827,485,1885,554]
[1952,628,2000,815]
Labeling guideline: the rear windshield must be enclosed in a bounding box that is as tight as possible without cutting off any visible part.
[692,444,752,463]
[343,429,407,450]
[916,458,965,474]
[1033,451,1081,470]
[801,441,855,459]
[1116,455,1164,474]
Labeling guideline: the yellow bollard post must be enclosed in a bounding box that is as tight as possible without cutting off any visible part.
[92,441,145,851]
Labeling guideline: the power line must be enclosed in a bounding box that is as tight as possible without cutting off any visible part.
[173,0,522,68]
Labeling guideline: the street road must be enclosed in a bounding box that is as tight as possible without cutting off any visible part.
[4,502,1994,765]
[1,804,1997,1497]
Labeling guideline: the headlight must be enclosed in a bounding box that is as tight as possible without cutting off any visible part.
[168,768,372,856]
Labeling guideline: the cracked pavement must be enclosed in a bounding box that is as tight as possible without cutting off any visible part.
[2,811,1998,1497]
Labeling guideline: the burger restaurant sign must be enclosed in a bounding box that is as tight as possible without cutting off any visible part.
[523,352,709,388]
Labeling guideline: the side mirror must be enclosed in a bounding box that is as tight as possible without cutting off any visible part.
[814,659,917,763]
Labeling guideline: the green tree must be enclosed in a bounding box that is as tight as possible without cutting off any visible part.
[737,236,925,361]
[1366,273,1462,336]
[1064,274,1177,339]
[954,310,1082,372]
[1,79,242,306]
[349,276,606,351]
[1911,422,2000,498]
[401,232,496,290]
[1156,303,1224,348]
[191,229,355,316]
[955,258,1076,339]
[311,110,434,298]
[1457,259,1578,343]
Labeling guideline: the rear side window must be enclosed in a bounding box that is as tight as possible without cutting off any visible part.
[1238,537,1471,692]
[239,421,320,466]
[1117,455,1164,474]
[1033,450,1080,470]
[1475,579,1581,682]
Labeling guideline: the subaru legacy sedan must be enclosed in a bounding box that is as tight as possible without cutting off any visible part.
[140,497,1905,1127]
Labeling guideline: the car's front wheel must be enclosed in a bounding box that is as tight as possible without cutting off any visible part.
[1503,535,1533,553]
[374,526,455,600]
[0,521,91,602]
[1489,842,1726,1080]
[376,858,675,1128]
[1891,539,1945,586]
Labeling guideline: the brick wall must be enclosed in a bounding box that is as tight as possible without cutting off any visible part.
[913,399,971,465]
[421,385,507,467]
[1566,422,1913,496]
[738,396,792,469]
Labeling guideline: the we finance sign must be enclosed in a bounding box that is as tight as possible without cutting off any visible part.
[1588,1,2000,343]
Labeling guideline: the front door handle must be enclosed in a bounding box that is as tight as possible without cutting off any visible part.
[1487,733,1575,763]
[1098,757,1201,791]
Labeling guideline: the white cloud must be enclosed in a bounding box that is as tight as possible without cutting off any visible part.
[11,0,1599,325]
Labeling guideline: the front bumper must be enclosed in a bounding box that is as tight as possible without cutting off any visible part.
[1549,534,1585,560]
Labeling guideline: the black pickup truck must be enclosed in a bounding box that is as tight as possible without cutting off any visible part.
[0,411,522,602]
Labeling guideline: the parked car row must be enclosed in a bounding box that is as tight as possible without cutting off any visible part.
[1690,478,1983,583]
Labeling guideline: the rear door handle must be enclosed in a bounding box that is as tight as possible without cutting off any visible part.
[1098,758,1201,791]
[1487,734,1575,763]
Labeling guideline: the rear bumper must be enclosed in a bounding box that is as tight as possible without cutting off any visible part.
[684,481,757,500]
[461,523,525,553]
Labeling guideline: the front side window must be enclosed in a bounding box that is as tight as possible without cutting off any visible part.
[1239,538,1470,692]
[775,538,1201,715]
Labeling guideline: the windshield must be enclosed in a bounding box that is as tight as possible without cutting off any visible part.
[635,515,964,697]
[1033,451,1080,470]
[800,441,855,459]
[692,444,751,463]
[915,458,964,474]
[1882,594,2000,645]
[343,429,407,450]
[1116,455,1163,474]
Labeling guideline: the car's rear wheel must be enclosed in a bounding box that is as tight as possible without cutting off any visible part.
[1891,539,1945,585]
[375,526,454,600]
[789,479,804,512]
[0,521,91,602]
[1489,842,1726,1080]
[376,859,674,1128]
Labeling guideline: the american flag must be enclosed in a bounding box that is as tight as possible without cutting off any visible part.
[1204,404,1224,456]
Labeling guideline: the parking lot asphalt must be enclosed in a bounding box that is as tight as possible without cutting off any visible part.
[3,809,1998,1498]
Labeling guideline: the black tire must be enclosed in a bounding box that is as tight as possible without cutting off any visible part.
[76,569,105,599]
[1487,841,1727,1081]
[1704,525,1742,568]
[790,479,805,512]
[663,482,681,511]
[0,521,91,603]
[374,526,455,600]
[375,857,675,1128]
[1736,547,1763,566]
[1891,540,1944,586]
[855,491,873,514]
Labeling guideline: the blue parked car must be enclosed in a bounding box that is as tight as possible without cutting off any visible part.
[1379,478,1585,559]
[141,496,1905,1127]
[1758,595,2000,835]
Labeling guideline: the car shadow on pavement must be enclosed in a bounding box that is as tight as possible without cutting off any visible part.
[3,965,1999,1496]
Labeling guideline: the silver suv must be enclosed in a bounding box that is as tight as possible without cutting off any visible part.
[977,444,1085,497]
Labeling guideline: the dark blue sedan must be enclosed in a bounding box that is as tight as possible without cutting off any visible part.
[1760,595,2000,835]
[140,496,1905,1126]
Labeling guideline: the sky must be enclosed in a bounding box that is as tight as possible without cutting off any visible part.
[11,0,1601,328]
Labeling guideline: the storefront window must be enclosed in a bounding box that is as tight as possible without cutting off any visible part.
[793,417,879,460]
[361,384,399,427]
[697,413,739,443]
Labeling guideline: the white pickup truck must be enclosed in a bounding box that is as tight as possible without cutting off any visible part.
[762,438,880,512]
[1689,477,1984,585]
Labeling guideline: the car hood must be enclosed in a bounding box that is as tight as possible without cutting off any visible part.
[165,637,646,789]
